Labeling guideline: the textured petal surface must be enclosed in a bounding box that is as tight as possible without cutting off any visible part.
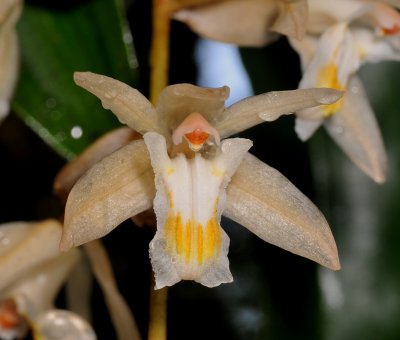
[225,153,340,270]
[216,88,343,138]
[144,132,251,288]
[173,0,278,47]
[54,127,141,202]
[73,72,167,136]
[324,76,387,183]
[156,83,229,132]
[61,139,155,250]
[0,220,63,291]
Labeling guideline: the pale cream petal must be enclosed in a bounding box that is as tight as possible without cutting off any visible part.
[368,2,400,34]
[156,83,229,132]
[271,0,308,40]
[225,153,340,270]
[299,23,359,89]
[294,115,323,141]
[0,219,63,291]
[307,0,369,33]
[61,139,155,251]
[54,127,141,202]
[324,76,387,184]
[4,250,80,318]
[216,88,343,138]
[173,0,279,47]
[0,0,22,121]
[84,240,141,340]
[144,132,251,288]
[352,28,400,63]
[73,72,167,136]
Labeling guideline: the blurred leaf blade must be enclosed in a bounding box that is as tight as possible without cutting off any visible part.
[13,0,137,159]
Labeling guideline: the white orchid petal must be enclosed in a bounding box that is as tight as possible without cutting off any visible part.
[225,153,340,271]
[295,115,324,141]
[73,72,167,136]
[216,88,343,138]
[61,140,155,251]
[353,28,400,63]
[324,76,387,183]
[0,220,63,291]
[173,0,278,47]
[144,132,251,288]
[300,23,359,90]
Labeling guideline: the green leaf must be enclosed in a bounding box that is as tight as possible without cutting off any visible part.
[12,0,137,159]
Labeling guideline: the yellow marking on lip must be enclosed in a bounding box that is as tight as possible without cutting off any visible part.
[317,64,345,117]
[212,165,222,177]
[166,166,175,175]
[164,198,222,265]
[197,224,204,264]
[168,191,174,208]
[175,214,183,254]
[185,220,192,263]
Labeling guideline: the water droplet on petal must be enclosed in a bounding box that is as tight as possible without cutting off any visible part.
[101,100,111,110]
[350,85,359,94]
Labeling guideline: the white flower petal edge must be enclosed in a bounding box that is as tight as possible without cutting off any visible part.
[144,132,252,289]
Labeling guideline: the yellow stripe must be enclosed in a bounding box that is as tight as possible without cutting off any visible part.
[175,214,183,254]
[197,224,204,264]
[185,220,192,263]
[317,64,344,116]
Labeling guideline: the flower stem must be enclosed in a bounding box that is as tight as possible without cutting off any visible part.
[148,0,171,338]
[150,0,171,103]
[148,281,168,340]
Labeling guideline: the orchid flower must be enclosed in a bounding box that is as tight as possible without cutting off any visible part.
[0,0,21,123]
[0,219,141,340]
[60,72,342,289]
[0,219,96,339]
[173,0,308,46]
[288,0,400,183]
